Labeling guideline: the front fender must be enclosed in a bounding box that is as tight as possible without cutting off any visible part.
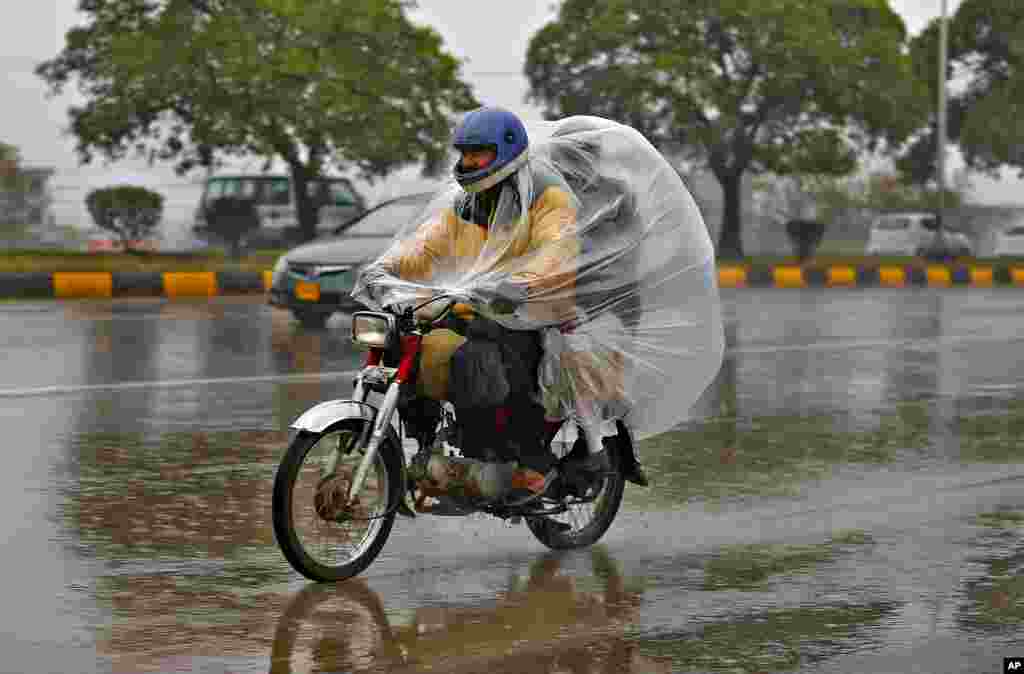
[290,399,378,433]
[291,398,415,517]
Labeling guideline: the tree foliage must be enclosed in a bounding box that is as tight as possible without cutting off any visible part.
[901,0,1024,183]
[85,185,164,244]
[0,142,27,191]
[525,0,928,258]
[37,0,478,241]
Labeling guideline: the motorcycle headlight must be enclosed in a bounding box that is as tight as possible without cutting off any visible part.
[351,312,395,349]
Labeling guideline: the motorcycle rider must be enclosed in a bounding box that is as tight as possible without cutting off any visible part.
[364,106,612,496]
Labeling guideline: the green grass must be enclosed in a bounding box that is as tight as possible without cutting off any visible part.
[973,509,1024,529]
[625,405,921,508]
[634,603,896,673]
[0,249,286,273]
[964,557,1024,628]
[702,531,874,591]
[956,399,1024,464]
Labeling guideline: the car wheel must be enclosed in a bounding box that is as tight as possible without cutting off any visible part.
[294,309,330,330]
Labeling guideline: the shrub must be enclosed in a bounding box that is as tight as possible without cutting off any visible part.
[203,196,261,259]
[785,219,826,262]
[85,186,164,250]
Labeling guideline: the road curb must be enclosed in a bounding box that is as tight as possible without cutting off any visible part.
[0,271,271,299]
[0,265,1022,299]
[715,264,1023,289]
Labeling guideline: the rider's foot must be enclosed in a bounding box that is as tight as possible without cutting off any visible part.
[510,467,549,494]
[505,466,558,505]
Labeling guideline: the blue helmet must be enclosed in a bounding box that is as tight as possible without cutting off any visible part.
[452,106,529,193]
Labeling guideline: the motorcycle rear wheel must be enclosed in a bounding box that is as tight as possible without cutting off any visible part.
[526,434,625,550]
[273,421,403,582]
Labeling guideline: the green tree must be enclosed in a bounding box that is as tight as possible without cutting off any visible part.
[0,142,37,229]
[525,0,928,258]
[0,142,33,194]
[0,142,22,190]
[37,0,477,242]
[85,185,164,249]
[900,0,1024,183]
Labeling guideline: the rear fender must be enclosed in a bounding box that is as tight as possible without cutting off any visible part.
[614,420,642,470]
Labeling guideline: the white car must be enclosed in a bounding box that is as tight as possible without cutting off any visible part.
[865,212,973,256]
[992,221,1024,257]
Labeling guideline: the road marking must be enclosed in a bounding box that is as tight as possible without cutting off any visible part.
[1,331,1023,400]
[0,370,361,399]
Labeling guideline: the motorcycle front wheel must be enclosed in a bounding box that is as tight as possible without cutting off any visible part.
[273,419,403,582]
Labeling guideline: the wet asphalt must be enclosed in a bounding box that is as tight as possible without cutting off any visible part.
[0,290,1022,673]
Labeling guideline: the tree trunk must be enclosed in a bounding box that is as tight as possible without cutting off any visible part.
[716,172,744,260]
[289,163,318,243]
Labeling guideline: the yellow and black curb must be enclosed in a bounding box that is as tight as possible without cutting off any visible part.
[1,265,1023,300]
[0,271,274,299]
[715,264,1024,289]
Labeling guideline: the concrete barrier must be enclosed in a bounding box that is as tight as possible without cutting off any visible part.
[1,265,1024,299]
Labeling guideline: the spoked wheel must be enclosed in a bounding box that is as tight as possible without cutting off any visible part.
[526,434,625,550]
[272,420,403,582]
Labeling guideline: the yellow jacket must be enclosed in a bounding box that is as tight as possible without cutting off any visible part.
[380,182,580,308]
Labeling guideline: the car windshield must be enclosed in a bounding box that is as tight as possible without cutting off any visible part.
[341,197,431,237]
[205,177,289,206]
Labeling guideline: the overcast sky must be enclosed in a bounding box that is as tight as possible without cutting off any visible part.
[3,0,1020,234]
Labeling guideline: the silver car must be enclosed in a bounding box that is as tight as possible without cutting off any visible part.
[992,218,1024,257]
[865,212,973,257]
[268,192,435,328]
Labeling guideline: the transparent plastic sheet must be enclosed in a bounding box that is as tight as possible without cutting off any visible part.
[352,116,724,441]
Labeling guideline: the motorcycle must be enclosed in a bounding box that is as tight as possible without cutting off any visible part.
[271,290,644,582]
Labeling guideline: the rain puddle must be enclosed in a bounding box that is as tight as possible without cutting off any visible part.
[958,508,1024,634]
[52,394,1024,672]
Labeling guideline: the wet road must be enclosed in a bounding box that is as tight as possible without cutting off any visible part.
[1,290,1022,673]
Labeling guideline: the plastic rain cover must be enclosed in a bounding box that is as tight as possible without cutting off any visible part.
[352,115,724,441]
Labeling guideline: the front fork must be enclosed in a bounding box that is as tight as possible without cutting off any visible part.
[347,337,420,501]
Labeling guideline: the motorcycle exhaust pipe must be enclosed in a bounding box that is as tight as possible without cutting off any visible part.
[414,455,518,506]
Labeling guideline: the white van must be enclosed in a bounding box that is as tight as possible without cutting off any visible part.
[192,174,365,245]
[865,211,972,256]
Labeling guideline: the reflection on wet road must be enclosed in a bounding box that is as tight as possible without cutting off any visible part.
[1,290,1022,673]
